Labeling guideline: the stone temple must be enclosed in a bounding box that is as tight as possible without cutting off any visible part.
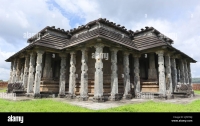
[5,18,196,102]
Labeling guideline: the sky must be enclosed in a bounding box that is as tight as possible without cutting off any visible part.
[0,0,200,81]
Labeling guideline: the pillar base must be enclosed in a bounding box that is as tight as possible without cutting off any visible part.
[66,94,76,99]
[122,94,132,100]
[78,96,89,101]
[109,94,121,101]
[93,96,105,102]
[58,94,66,98]
[166,94,174,99]
[26,93,34,97]
[33,93,41,98]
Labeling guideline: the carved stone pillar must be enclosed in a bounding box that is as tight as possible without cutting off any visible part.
[133,54,140,98]
[123,52,132,99]
[58,53,67,98]
[27,52,36,94]
[171,57,177,92]
[23,55,30,88]
[68,51,76,99]
[179,59,185,84]
[9,61,14,83]
[33,50,44,97]
[156,50,166,96]
[165,53,172,94]
[16,59,22,82]
[93,43,104,102]
[11,59,17,83]
[184,60,189,84]
[80,48,89,101]
[148,53,157,80]
[42,52,52,80]
[109,48,119,101]
[187,62,192,85]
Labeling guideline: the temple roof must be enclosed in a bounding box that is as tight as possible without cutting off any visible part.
[5,18,196,63]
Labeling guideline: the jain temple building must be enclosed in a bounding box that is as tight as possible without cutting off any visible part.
[6,18,196,102]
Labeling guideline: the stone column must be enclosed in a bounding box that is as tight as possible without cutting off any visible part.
[16,59,22,82]
[58,53,67,98]
[27,52,36,94]
[33,50,44,97]
[171,57,177,92]
[187,62,192,85]
[184,60,189,84]
[179,59,185,84]
[9,61,14,83]
[68,51,76,99]
[109,48,119,101]
[156,50,166,96]
[165,53,173,98]
[93,43,104,102]
[23,55,30,88]
[80,48,89,101]
[11,59,17,83]
[133,54,140,98]
[148,53,157,80]
[123,52,132,99]
[42,52,52,80]
[20,66,24,82]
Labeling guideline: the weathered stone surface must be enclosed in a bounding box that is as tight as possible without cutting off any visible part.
[27,52,36,93]
[68,51,76,99]
[33,50,44,97]
[184,60,189,84]
[11,60,17,83]
[109,48,119,101]
[156,50,166,96]
[148,53,157,80]
[93,43,104,102]
[165,53,172,94]
[187,62,192,85]
[171,57,177,92]
[16,59,22,82]
[58,53,67,98]
[123,52,132,99]
[42,52,53,80]
[133,54,140,98]
[80,48,89,101]
[179,59,185,84]
[8,61,13,83]
[23,55,30,88]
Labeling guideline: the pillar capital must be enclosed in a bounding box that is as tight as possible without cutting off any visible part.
[132,53,141,58]
[156,50,164,55]
[59,53,68,58]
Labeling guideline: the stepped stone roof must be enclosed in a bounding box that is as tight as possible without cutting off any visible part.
[5,18,196,63]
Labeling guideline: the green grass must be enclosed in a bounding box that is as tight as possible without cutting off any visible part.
[194,90,200,94]
[0,98,200,112]
[0,88,7,93]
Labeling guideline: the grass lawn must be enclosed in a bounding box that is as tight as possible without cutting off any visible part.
[194,90,200,94]
[0,98,200,112]
[0,88,7,93]
[0,88,200,112]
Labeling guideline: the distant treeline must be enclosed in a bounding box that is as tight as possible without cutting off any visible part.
[192,78,200,83]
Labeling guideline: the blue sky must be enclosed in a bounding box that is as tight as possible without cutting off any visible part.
[0,0,200,80]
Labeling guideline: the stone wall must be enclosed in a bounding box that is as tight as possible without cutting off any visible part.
[192,84,200,90]
[0,82,8,88]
